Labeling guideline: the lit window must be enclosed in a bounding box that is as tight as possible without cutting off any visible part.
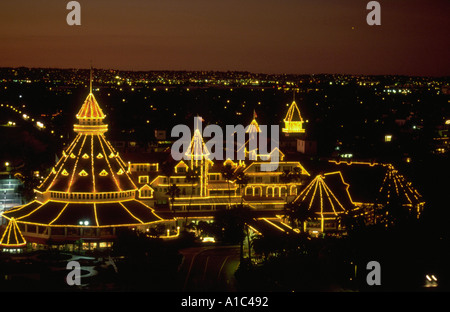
[79,170,88,176]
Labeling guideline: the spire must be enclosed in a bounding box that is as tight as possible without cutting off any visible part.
[76,93,106,120]
[74,68,108,134]
[89,65,93,94]
[282,98,305,134]
[246,110,260,134]
[185,128,210,163]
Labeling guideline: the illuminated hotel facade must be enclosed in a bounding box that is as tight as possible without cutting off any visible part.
[0,88,164,251]
[0,90,426,250]
[127,99,425,233]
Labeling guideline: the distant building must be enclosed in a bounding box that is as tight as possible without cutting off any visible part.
[297,138,317,155]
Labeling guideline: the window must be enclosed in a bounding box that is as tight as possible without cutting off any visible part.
[139,176,149,184]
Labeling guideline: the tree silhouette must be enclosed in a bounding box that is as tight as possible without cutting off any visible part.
[234,170,249,204]
[214,204,253,260]
[279,168,293,203]
[221,163,235,208]
[166,183,181,227]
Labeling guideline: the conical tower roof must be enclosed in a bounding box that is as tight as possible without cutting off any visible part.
[282,100,305,134]
[295,172,353,216]
[38,91,136,193]
[377,164,424,207]
[0,218,26,248]
[37,130,136,193]
[2,88,163,229]
[285,100,303,122]
[185,128,210,162]
[76,92,106,120]
[246,110,261,134]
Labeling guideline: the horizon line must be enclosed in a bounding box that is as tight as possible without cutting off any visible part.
[0,66,448,79]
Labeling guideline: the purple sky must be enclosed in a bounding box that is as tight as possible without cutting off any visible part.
[0,0,448,76]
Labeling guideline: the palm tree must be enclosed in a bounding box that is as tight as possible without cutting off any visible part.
[279,168,293,204]
[166,183,181,227]
[214,204,253,261]
[221,163,235,208]
[185,165,200,227]
[280,167,303,205]
[234,170,249,204]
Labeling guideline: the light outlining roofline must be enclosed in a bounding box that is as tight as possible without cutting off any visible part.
[0,218,26,247]
[97,134,122,192]
[2,200,164,228]
[101,134,138,190]
[119,202,144,224]
[67,135,87,192]
[323,171,356,206]
[90,135,96,192]
[43,133,82,191]
[282,100,305,133]
[296,173,350,216]
[49,203,69,225]
[76,93,106,120]
[243,161,310,176]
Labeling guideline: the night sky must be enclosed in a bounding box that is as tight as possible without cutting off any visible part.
[0,0,448,76]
